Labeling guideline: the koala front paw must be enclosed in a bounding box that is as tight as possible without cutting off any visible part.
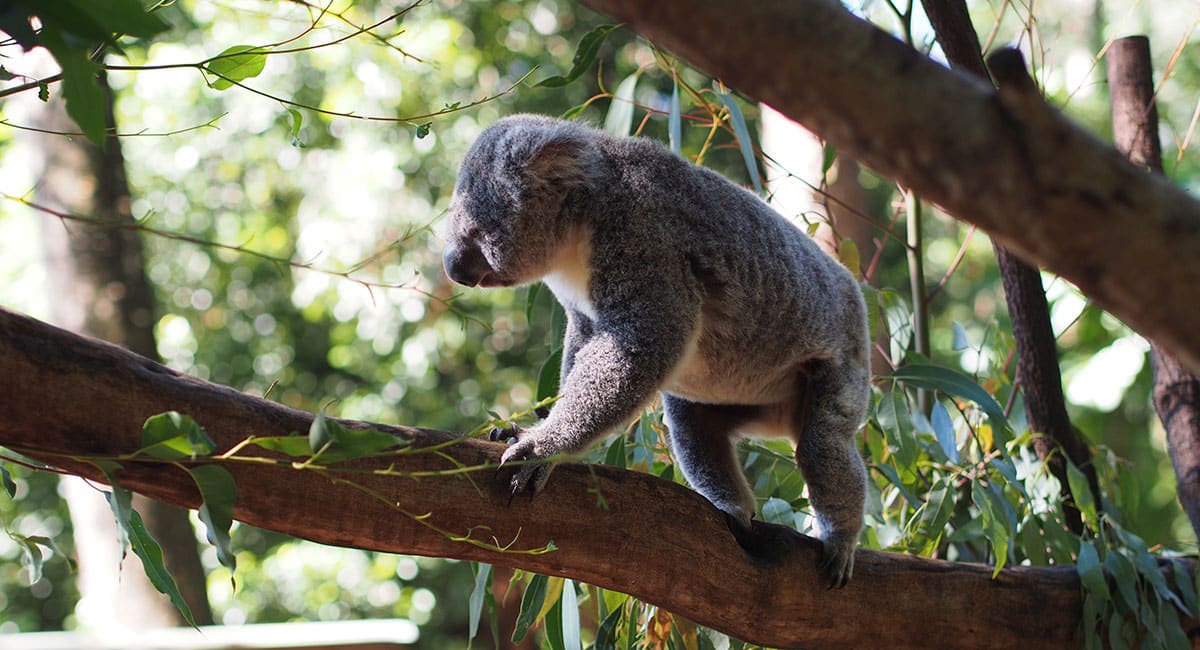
[818,533,856,590]
[498,437,555,500]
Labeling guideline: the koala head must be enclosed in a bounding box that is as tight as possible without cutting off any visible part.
[442,115,602,288]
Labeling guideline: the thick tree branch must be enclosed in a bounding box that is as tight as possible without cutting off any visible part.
[0,307,1097,648]
[578,0,1200,375]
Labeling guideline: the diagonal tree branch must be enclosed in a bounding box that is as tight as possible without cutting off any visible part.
[578,0,1200,376]
[0,306,1101,648]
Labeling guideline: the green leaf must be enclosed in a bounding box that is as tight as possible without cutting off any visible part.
[930,400,958,463]
[1,464,15,498]
[38,27,106,144]
[1172,560,1197,617]
[36,0,171,39]
[972,481,1009,576]
[468,563,491,643]
[416,122,432,139]
[891,363,1010,431]
[512,573,549,644]
[761,497,794,527]
[205,45,269,91]
[307,414,404,461]
[821,142,838,175]
[15,534,45,584]
[838,237,861,279]
[142,411,215,459]
[287,108,304,147]
[561,579,580,650]
[668,79,682,155]
[593,605,622,650]
[249,435,313,457]
[309,412,335,454]
[603,435,627,469]
[125,508,196,626]
[1104,549,1138,612]
[94,460,132,560]
[1065,460,1098,527]
[1076,539,1108,599]
[0,65,15,81]
[536,24,619,88]
[914,480,954,555]
[92,459,196,625]
[952,322,971,351]
[604,72,639,136]
[189,464,237,574]
[537,348,564,403]
[716,90,762,194]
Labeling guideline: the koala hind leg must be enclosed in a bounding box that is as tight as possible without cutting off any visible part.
[662,395,760,529]
[793,360,869,588]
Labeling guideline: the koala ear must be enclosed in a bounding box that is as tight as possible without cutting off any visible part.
[526,126,601,189]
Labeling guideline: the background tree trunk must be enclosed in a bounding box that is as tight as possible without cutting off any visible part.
[1106,36,1200,542]
[31,71,214,629]
[917,0,1100,535]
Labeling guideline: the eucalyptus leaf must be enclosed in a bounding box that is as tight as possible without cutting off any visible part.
[1,464,15,498]
[604,73,639,136]
[512,573,549,644]
[205,45,269,90]
[189,464,238,574]
[668,79,682,155]
[38,27,105,144]
[716,91,762,193]
[126,508,196,626]
[468,563,491,643]
[891,363,1010,431]
[536,24,619,88]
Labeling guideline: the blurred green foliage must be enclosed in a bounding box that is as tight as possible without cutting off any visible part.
[1,0,1199,646]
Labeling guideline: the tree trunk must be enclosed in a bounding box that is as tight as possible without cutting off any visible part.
[576,0,1200,378]
[4,306,1191,648]
[916,0,1100,534]
[31,71,214,629]
[1106,36,1200,542]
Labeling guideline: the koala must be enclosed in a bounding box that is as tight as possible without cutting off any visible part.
[442,114,870,588]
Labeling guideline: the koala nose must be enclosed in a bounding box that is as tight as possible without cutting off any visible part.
[443,243,490,287]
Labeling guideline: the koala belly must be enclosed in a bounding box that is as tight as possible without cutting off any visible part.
[663,330,798,408]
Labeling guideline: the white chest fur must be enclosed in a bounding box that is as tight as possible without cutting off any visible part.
[543,229,596,319]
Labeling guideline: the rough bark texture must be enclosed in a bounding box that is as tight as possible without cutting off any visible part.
[1107,36,1200,541]
[0,307,1103,648]
[32,72,214,628]
[577,0,1200,377]
[918,0,1099,534]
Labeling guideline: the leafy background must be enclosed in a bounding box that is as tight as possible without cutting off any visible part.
[1,0,1199,647]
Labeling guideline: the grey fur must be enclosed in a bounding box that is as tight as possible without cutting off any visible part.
[442,114,870,587]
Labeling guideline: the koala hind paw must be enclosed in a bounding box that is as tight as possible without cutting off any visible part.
[818,535,856,590]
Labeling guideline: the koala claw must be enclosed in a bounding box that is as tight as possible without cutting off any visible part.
[818,536,855,590]
[488,424,521,443]
[498,438,554,501]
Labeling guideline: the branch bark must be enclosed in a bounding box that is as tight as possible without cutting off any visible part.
[0,306,1096,648]
[577,0,1200,376]
[1106,36,1200,542]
